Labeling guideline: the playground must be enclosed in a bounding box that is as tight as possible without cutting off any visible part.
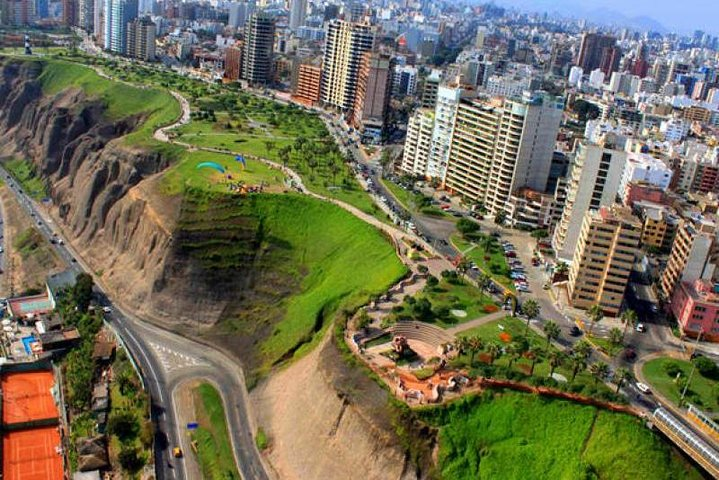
[2,427,64,480]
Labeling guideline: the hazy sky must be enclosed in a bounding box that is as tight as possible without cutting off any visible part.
[498,0,719,35]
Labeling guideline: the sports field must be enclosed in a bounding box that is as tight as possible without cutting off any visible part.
[1,371,58,424]
[2,427,64,480]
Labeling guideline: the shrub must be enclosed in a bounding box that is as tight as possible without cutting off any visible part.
[693,356,719,380]
[663,361,683,378]
[414,368,435,380]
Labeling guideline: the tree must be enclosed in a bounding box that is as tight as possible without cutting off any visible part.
[587,304,604,336]
[454,336,469,356]
[543,321,560,348]
[609,327,623,347]
[528,346,544,376]
[457,218,480,237]
[410,298,433,321]
[522,299,540,333]
[426,275,439,288]
[456,257,470,278]
[693,356,719,380]
[531,229,548,246]
[589,361,610,385]
[620,309,638,341]
[487,342,502,365]
[570,356,588,383]
[264,140,276,155]
[108,411,140,441]
[494,210,507,227]
[477,273,492,293]
[118,446,145,473]
[73,273,94,312]
[468,336,484,366]
[353,309,371,331]
[548,351,565,378]
[506,342,522,370]
[573,339,593,360]
[614,367,632,393]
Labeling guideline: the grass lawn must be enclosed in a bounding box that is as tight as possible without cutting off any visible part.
[420,392,702,480]
[380,178,418,211]
[389,279,498,329]
[160,150,286,195]
[589,335,624,357]
[36,59,181,148]
[3,158,47,199]
[452,234,515,292]
[457,315,540,344]
[191,383,240,480]
[643,357,719,413]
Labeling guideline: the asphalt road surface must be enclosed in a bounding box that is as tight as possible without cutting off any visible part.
[0,165,268,480]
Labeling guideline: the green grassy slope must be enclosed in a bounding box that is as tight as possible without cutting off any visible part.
[421,392,702,480]
[191,383,240,479]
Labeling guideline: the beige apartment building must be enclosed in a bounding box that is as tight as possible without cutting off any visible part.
[568,205,641,315]
[443,91,563,215]
[660,218,719,299]
[320,20,375,111]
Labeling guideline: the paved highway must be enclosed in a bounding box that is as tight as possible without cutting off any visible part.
[0,165,268,480]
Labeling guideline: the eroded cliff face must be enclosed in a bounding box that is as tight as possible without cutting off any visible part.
[0,59,179,320]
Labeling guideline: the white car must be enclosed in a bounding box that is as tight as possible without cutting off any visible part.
[102,306,112,313]
[636,382,651,394]
[635,323,646,333]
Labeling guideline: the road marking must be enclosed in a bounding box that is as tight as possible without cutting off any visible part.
[149,341,207,373]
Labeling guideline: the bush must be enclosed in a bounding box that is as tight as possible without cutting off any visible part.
[693,357,719,380]
[484,304,500,313]
[663,361,683,378]
[108,411,140,442]
[118,447,145,473]
[414,367,435,380]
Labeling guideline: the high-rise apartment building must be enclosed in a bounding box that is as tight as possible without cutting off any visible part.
[443,92,563,215]
[126,16,155,61]
[420,69,442,108]
[228,1,252,28]
[2,0,36,24]
[553,137,628,262]
[224,43,243,81]
[288,0,306,30]
[399,109,435,177]
[241,12,275,85]
[351,52,394,142]
[320,20,375,111]
[78,0,93,31]
[567,205,641,315]
[292,63,322,106]
[93,0,104,42]
[104,0,138,54]
[661,218,718,299]
[577,32,617,73]
[62,0,76,26]
[599,45,622,76]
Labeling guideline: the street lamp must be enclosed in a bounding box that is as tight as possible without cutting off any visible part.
[680,327,703,406]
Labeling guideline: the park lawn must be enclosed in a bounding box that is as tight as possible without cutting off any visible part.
[420,392,702,480]
[452,234,515,292]
[251,195,407,365]
[160,150,286,196]
[3,158,47,199]
[36,59,181,147]
[643,357,719,413]
[588,335,624,357]
[380,178,417,211]
[190,383,240,480]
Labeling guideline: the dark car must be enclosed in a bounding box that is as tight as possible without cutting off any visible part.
[569,326,582,337]
[624,347,637,361]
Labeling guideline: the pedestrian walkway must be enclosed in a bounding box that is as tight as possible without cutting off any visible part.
[445,310,509,335]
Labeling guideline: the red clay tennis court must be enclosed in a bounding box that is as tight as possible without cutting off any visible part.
[2,427,64,480]
[1,371,58,425]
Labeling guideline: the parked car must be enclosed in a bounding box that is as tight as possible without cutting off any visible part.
[569,326,582,337]
[635,323,647,333]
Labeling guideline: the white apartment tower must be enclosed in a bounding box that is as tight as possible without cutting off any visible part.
[400,109,435,176]
[104,0,138,54]
[444,92,563,215]
[288,0,306,30]
[320,20,375,111]
[552,136,628,262]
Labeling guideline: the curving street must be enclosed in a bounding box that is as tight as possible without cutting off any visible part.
[0,164,268,480]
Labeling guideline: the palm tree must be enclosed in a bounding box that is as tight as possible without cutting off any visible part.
[555,262,569,276]
[570,356,588,383]
[486,342,502,365]
[494,210,507,227]
[543,321,561,348]
[477,273,492,294]
[522,299,540,333]
[613,367,632,393]
[587,304,604,336]
[620,309,638,341]
[589,361,610,385]
[609,327,623,347]
[468,336,484,367]
[454,336,469,356]
[548,351,565,378]
[506,342,522,370]
[528,346,544,376]
[456,257,471,278]
[573,339,593,360]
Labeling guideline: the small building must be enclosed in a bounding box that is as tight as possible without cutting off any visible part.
[671,279,719,342]
[91,383,109,414]
[506,188,554,229]
[37,328,81,352]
